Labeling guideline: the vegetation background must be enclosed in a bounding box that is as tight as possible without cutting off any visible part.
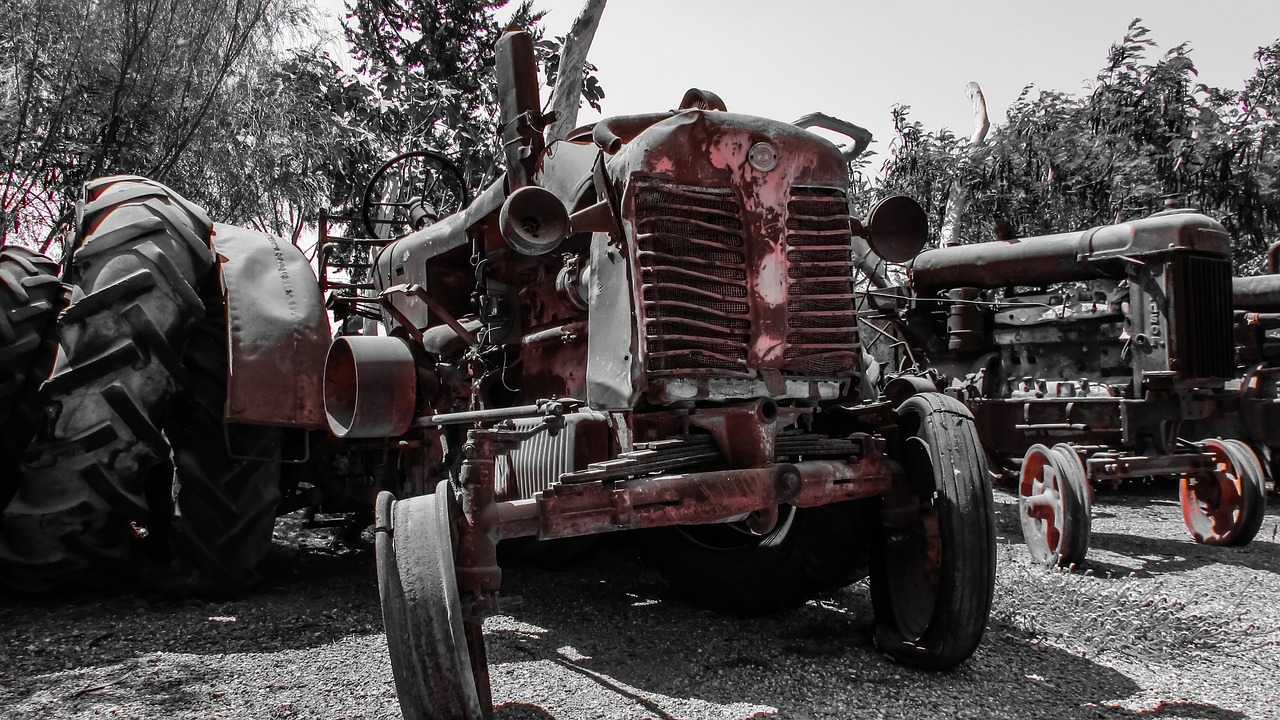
[1,1,1277,270]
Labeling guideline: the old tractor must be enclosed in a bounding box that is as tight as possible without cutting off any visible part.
[0,19,995,720]
[322,29,997,717]
[858,210,1267,568]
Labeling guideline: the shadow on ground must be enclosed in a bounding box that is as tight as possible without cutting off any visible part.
[482,536,1242,720]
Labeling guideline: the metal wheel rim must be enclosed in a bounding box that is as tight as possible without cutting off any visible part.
[1181,439,1263,545]
[375,488,485,720]
[885,434,942,642]
[1019,444,1066,565]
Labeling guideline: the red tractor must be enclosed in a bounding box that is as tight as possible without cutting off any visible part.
[1,24,996,720]
[334,31,995,717]
[858,210,1268,569]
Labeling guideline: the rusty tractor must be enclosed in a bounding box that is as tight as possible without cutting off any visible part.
[314,29,998,717]
[0,21,998,720]
[858,209,1268,569]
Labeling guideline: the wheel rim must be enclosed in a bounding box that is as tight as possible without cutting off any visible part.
[672,505,797,551]
[1018,444,1090,567]
[884,435,942,642]
[1181,439,1264,545]
[1019,444,1067,565]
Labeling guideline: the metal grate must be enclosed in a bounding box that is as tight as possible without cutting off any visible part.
[633,179,860,378]
[784,188,859,376]
[1172,254,1235,380]
[635,179,752,374]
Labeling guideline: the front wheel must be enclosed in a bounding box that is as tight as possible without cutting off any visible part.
[1181,439,1267,546]
[1018,443,1091,567]
[376,483,488,720]
[871,392,995,669]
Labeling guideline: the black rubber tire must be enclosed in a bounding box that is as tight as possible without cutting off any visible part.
[0,176,213,593]
[376,485,487,720]
[870,392,995,669]
[644,501,871,616]
[159,280,284,597]
[0,245,68,498]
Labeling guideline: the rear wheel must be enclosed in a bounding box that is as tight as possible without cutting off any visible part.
[0,176,213,592]
[0,246,67,499]
[871,392,995,669]
[160,278,284,596]
[1018,443,1091,567]
[644,502,869,616]
[1181,439,1266,546]
[376,484,487,720]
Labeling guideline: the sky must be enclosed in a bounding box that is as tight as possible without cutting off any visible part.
[318,0,1280,165]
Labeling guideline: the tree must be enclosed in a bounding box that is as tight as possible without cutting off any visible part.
[339,0,604,191]
[0,0,314,252]
[875,20,1280,271]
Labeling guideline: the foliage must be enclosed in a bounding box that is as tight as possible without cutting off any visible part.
[338,0,604,194]
[877,20,1280,271]
[0,0,324,251]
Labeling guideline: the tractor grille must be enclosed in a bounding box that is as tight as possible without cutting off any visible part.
[784,188,859,375]
[633,178,859,377]
[1172,254,1235,380]
[635,179,751,374]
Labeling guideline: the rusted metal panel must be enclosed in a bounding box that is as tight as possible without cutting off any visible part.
[588,110,858,408]
[210,223,327,428]
[527,458,891,541]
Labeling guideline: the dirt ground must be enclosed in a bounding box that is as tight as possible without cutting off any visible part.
[2,483,1278,720]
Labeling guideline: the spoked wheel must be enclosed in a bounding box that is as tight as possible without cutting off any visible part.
[871,392,995,669]
[1018,443,1092,567]
[375,482,488,720]
[1181,439,1267,546]
[644,502,870,616]
[361,151,470,239]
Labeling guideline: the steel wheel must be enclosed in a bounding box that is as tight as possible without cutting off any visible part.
[1181,439,1267,546]
[1018,443,1091,567]
[375,483,487,720]
[870,392,995,669]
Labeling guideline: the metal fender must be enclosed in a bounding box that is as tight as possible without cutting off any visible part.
[210,223,328,429]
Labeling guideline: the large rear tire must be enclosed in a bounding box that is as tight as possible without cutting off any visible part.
[871,392,995,669]
[0,176,213,592]
[376,485,487,720]
[160,279,284,596]
[0,245,67,498]
[644,502,870,616]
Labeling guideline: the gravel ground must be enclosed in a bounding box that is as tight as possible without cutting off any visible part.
[2,483,1278,720]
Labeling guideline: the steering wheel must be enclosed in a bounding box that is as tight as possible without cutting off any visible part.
[360,150,471,239]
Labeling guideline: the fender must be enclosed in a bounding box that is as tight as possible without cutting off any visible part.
[210,223,328,429]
